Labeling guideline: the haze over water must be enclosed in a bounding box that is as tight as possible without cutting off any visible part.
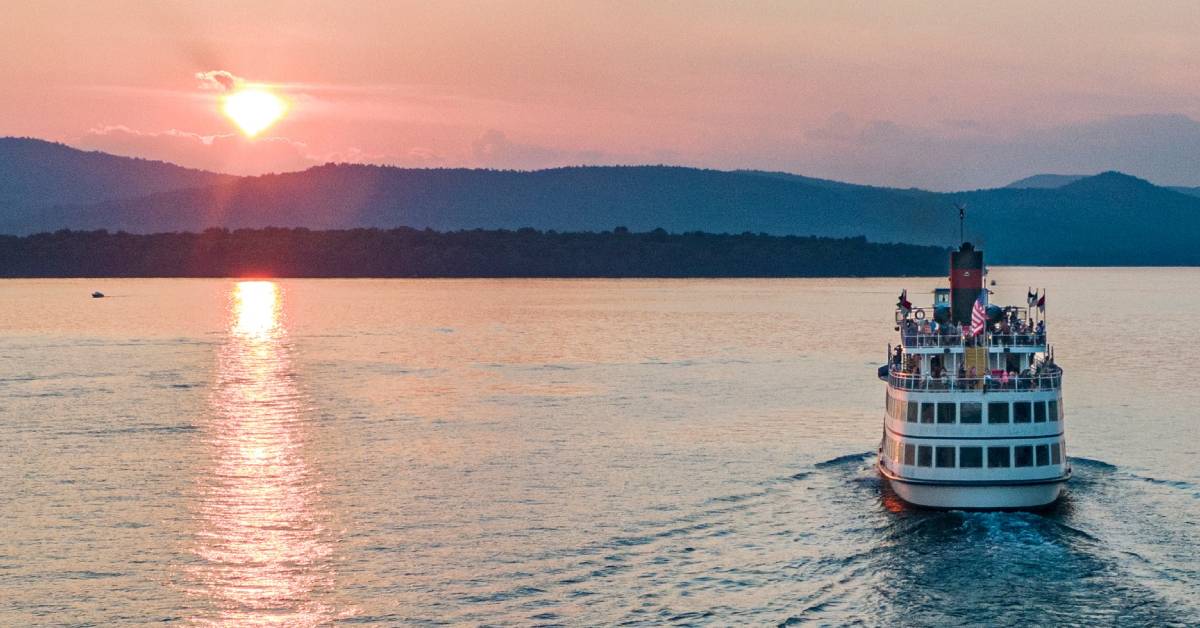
[1,271,1197,625]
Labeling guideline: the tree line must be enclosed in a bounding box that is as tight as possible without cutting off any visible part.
[0,227,948,277]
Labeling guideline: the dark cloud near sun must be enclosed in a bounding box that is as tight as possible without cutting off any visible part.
[195,70,243,92]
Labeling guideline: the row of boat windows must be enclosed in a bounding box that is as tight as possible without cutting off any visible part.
[884,435,1064,468]
[886,394,1060,425]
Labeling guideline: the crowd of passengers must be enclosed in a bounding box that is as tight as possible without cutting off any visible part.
[890,345,1061,391]
[900,310,1045,347]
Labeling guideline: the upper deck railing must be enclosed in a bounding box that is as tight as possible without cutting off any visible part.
[897,305,1045,349]
[887,368,1062,393]
[899,331,1046,349]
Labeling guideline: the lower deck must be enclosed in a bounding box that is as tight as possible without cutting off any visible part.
[879,462,1068,509]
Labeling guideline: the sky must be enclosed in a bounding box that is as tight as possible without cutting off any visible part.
[3,1,1200,190]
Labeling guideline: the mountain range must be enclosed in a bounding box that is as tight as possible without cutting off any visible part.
[3,137,1200,265]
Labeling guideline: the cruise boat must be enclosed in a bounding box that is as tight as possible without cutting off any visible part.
[876,242,1069,509]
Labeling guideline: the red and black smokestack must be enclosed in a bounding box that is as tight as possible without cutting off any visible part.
[950,242,983,324]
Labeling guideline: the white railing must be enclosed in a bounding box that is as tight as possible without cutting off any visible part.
[898,331,1046,349]
[887,369,1062,392]
[988,333,1046,347]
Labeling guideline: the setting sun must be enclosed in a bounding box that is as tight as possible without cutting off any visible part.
[221,88,287,137]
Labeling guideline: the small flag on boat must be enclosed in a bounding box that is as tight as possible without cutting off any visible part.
[1027,288,1037,307]
[970,294,987,336]
[897,289,912,314]
[1037,291,1046,312]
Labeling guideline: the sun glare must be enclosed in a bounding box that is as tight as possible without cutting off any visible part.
[222,88,288,137]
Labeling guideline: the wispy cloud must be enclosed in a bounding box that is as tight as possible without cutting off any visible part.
[79,124,314,174]
[76,124,454,174]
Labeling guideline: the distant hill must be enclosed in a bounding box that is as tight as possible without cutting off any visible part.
[4,138,1200,265]
[0,137,235,229]
[1167,186,1200,198]
[952,172,1200,264]
[1004,174,1087,189]
[17,162,953,246]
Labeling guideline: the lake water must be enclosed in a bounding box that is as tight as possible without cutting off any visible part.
[1,271,1198,626]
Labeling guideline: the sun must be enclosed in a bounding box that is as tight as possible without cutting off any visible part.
[221,88,288,137]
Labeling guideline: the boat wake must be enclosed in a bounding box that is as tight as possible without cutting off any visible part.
[409,450,1197,625]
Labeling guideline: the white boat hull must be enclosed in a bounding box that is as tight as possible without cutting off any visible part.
[880,463,1067,510]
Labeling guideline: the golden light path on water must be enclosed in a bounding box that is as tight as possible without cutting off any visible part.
[187,281,336,626]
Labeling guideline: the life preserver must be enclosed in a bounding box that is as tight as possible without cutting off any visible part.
[914,308,926,320]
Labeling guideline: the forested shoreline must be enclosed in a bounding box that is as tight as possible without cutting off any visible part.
[0,227,948,278]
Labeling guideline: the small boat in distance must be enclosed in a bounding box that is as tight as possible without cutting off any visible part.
[878,242,1068,509]
[91,291,105,298]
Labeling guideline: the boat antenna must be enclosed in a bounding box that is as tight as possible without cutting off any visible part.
[956,203,966,246]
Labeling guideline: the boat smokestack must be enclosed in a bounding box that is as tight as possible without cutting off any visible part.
[950,242,983,324]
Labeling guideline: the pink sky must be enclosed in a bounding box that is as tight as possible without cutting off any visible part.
[4,1,1200,189]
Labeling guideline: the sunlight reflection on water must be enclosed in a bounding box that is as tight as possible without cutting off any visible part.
[2,274,1198,624]
[187,281,337,626]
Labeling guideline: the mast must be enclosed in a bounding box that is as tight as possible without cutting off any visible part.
[957,204,965,246]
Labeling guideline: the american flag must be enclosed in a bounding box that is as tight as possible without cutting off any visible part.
[969,294,987,336]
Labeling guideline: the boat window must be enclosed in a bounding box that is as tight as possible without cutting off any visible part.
[896,397,906,421]
[1036,444,1050,466]
[937,403,956,424]
[935,446,955,468]
[987,446,1010,468]
[904,444,916,466]
[1048,399,1059,422]
[1033,401,1047,423]
[1050,443,1062,465]
[920,403,935,424]
[1014,445,1034,467]
[1013,401,1032,423]
[960,402,982,424]
[907,401,918,423]
[894,439,903,463]
[917,445,932,467]
[987,402,1009,424]
[959,447,983,468]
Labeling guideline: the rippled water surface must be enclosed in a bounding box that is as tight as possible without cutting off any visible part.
[1,271,1198,625]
